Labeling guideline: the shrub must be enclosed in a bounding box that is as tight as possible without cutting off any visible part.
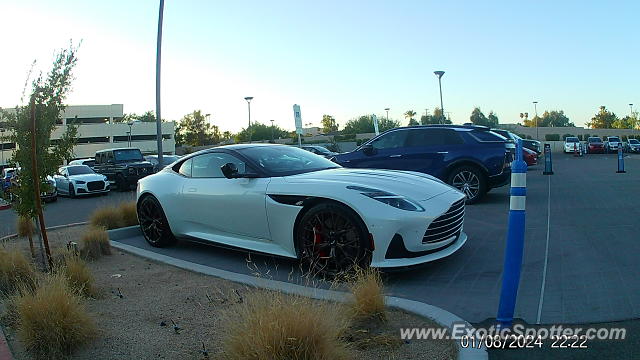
[16,216,35,238]
[119,201,139,227]
[14,273,96,359]
[334,134,357,141]
[0,248,37,295]
[348,268,386,321]
[545,134,560,141]
[81,227,111,260]
[89,206,122,229]
[222,292,351,360]
[57,255,96,297]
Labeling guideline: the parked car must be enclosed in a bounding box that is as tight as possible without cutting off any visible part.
[301,145,338,159]
[489,129,517,154]
[604,136,623,153]
[586,137,605,154]
[563,137,581,153]
[333,125,512,204]
[53,165,110,197]
[9,172,57,203]
[522,139,542,155]
[2,167,16,194]
[93,148,154,191]
[68,158,96,169]
[145,155,182,173]
[523,147,538,166]
[626,138,640,153]
[137,144,468,273]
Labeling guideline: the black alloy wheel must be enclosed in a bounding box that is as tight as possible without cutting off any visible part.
[296,202,370,277]
[448,165,487,205]
[137,196,176,247]
[68,184,76,198]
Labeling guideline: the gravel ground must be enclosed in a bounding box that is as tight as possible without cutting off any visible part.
[2,226,457,360]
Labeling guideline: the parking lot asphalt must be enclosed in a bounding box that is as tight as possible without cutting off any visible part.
[7,153,639,325]
[0,191,135,237]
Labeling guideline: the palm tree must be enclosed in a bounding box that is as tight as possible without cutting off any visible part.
[404,110,416,125]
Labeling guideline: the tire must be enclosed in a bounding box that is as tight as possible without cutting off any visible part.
[116,174,128,192]
[68,184,76,198]
[447,165,487,205]
[137,195,177,247]
[295,202,370,276]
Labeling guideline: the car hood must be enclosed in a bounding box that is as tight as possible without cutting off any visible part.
[283,168,457,201]
[69,174,106,182]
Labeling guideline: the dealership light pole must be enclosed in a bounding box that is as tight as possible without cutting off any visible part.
[434,71,445,124]
[0,128,5,167]
[155,0,165,166]
[533,101,539,140]
[127,120,139,147]
[270,119,275,142]
[205,113,211,125]
[384,108,390,121]
[244,96,253,143]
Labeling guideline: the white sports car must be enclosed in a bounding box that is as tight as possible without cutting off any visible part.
[53,165,110,197]
[136,144,467,273]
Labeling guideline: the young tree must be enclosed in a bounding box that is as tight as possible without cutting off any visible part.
[587,106,617,129]
[2,44,80,267]
[320,114,339,133]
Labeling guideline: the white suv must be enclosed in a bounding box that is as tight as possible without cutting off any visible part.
[605,136,622,153]
[563,137,580,153]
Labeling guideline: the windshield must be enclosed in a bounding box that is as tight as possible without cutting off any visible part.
[608,137,620,142]
[629,139,639,144]
[566,137,579,142]
[589,137,602,143]
[67,165,94,175]
[114,149,144,162]
[239,145,340,176]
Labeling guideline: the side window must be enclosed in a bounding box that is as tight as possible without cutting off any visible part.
[95,154,101,164]
[191,153,247,178]
[178,159,192,177]
[106,152,114,163]
[370,130,408,150]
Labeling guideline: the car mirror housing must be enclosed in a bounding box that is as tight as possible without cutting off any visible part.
[362,144,375,156]
[221,163,239,179]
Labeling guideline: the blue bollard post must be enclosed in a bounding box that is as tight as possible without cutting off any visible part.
[543,143,553,175]
[497,139,527,328]
[617,146,626,173]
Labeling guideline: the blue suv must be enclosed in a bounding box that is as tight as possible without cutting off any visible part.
[332,125,511,204]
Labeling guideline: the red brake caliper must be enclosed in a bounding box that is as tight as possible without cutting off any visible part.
[313,226,329,259]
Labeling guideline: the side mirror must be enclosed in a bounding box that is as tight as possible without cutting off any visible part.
[362,144,375,156]
[221,163,239,179]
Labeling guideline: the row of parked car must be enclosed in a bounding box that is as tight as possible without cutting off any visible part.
[1,148,182,202]
[563,136,640,154]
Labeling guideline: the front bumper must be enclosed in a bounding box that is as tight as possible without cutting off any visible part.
[367,190,468,268]
[74,181,110,195]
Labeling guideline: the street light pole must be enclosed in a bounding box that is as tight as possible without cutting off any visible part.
[434,71,445,124]
[270,119,275,142]
[244,96,253,143]
[384,108,390,122]
[155,0,165,167]
[533,101,539,140]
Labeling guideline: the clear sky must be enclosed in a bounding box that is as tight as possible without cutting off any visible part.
[1,0,638,132]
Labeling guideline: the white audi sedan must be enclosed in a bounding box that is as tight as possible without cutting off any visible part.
[53,165,110,197]
[136,144,467,273]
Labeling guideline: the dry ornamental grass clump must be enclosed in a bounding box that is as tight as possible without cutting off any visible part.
[0,248,37,295]
[57,254,97,297]
[80,227,112,260]
[16,216,35,238]
[119,201,139,227]
[222,292,352,360]
[348,267,387,321]
[89,202,139,230]
[14,273,96,359]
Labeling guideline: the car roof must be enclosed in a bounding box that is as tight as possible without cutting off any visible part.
[95,148,142,153]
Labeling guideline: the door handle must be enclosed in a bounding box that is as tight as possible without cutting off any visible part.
[187,187,197,193]
[389,154,402,158]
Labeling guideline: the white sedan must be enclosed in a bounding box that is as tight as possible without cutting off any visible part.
[136,144,467,273]
[53,165,110,197]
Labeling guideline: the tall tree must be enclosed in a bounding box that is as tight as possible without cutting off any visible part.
[175,110,219,146]
[587,106,617,129]
[321,114,339,133]
[421,107,450,125]
[235,121,289,142]
[612,114,637,129]
[487,111,499,127]
[404,110,416,124]
[540,110,574,127]
[408,118,419,126]
[469,107,488,126]
[342,115,400,134]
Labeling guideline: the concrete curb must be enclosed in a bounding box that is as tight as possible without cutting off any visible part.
[109,226,487,360]
[0,221,89,243]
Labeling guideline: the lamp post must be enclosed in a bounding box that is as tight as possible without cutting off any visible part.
[205,113,211,124]
[126,120,139,147]
[384,108,390,121]
[0,128,4,167]
[270,119,275,142]
[434,71,445,124]
[533,101,539,140]
[244,96,253,143]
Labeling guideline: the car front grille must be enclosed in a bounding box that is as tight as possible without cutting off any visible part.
[423,199,465,244]
[87,181,104,191]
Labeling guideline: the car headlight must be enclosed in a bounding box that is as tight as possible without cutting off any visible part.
[74,180,86,184]
[347,185,424,212]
